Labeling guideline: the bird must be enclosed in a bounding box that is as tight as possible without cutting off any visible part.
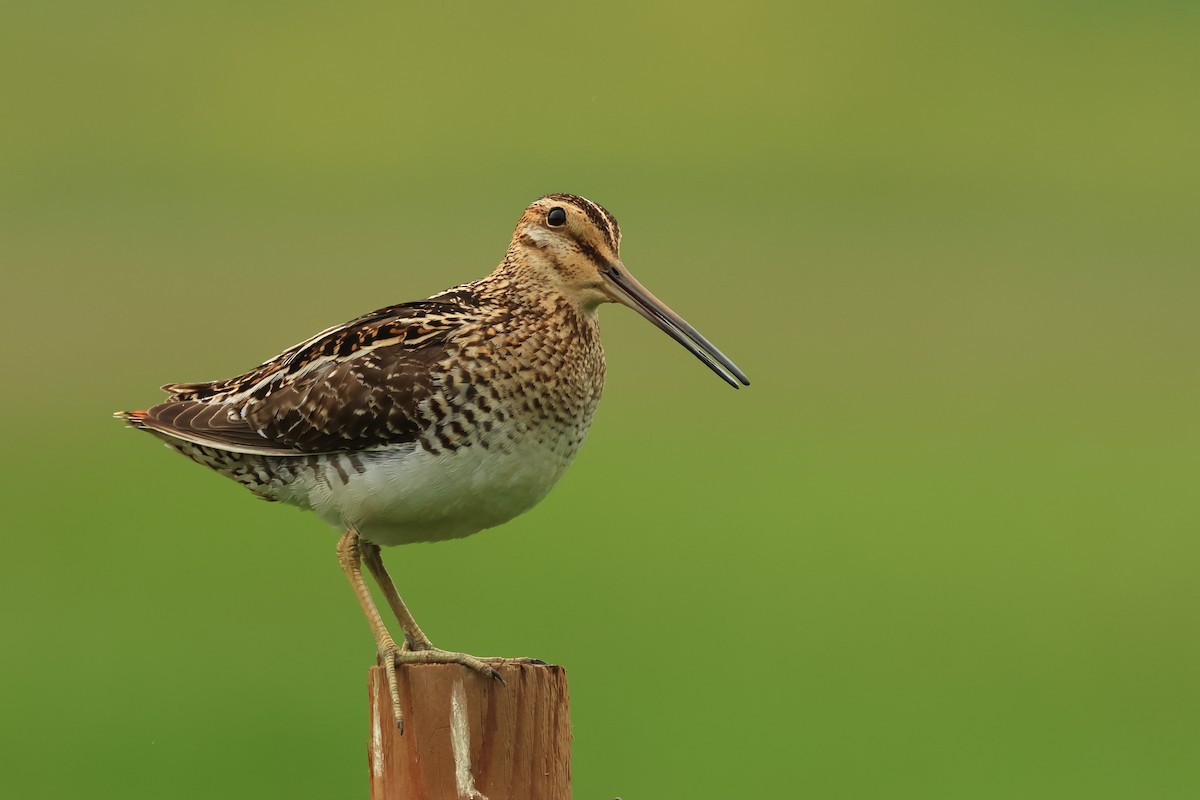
[116,193,749,730]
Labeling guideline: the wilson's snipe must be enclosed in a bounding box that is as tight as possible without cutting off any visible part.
[117,194,748,730]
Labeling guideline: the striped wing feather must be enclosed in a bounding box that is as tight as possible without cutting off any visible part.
[134,298,474,455]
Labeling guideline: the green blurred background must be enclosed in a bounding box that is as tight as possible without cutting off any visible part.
[2,2,1197,798]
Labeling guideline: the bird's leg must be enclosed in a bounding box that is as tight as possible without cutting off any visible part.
[359,540,510,679]
[336,528,404,730]
[359,540,433,650]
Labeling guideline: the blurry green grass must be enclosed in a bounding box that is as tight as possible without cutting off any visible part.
[2,1,1199,798]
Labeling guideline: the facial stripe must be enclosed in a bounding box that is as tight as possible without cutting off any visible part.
[519,231,570,273]
[519,231,550,252]
[575,240,611,273]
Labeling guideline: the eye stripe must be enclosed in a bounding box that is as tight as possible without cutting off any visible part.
[576,241,610,272]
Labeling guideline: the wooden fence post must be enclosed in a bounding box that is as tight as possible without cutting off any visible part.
[367,662,571,799]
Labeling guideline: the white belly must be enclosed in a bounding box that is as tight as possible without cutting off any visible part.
[278,436,577,546]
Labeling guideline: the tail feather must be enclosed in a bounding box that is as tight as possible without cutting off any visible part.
[114,403,303,456]
[114,409,149,427]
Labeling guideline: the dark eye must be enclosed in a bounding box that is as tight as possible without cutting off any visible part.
[547,207,567,227]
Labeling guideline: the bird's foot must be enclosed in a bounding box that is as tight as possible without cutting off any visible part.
[374,639,505,732]
[376,642,548,732]
[397,632,547,676]
[391,644,506,683]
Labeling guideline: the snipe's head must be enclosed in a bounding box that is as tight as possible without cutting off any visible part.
[506,194,750,388]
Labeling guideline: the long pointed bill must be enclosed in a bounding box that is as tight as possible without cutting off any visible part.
[603,261,750,388]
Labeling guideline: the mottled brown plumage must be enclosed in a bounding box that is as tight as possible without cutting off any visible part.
[116,193,748,731]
